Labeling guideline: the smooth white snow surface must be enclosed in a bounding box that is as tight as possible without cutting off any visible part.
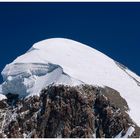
[0,85,7,101]
[1,38,140,127]
[0,94,7,101]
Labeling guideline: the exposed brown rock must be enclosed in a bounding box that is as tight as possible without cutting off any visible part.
[0,85,139,138]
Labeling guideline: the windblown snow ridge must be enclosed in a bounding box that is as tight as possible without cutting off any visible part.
[115,61,140,86]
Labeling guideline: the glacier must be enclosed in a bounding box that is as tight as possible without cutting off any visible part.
[1,63,82,97]
[0,38,140,127]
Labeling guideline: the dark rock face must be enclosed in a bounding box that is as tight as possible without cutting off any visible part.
[38,86,96,138]
[0,85,139,138]
[94,94,129,138]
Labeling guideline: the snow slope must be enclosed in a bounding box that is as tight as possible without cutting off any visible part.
[0,85,7,101]
[1,38,140,127]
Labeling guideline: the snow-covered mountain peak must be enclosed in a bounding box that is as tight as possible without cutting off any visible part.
[12,38,108,64]
[29,38,94,52]
[11,37,117,85]
[1,38,140,127]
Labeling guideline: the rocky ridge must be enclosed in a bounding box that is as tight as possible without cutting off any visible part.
[0,85,139,138]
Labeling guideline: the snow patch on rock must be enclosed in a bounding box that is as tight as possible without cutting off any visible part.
[115,126,135,138]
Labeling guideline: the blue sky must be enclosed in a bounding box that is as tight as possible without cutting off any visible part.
[0,2,140,82]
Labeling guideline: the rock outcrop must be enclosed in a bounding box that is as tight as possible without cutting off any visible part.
[0,85,139,138]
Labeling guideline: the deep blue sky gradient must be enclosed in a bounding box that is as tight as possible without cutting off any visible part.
[0,2,140,82]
